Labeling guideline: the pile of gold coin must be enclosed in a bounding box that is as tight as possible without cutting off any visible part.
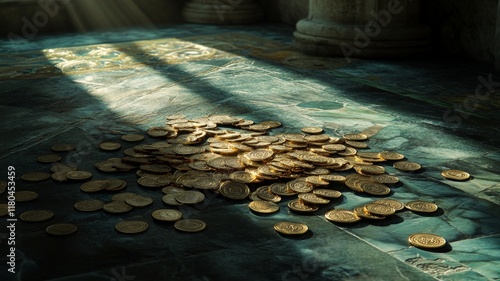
[14,114,468,249]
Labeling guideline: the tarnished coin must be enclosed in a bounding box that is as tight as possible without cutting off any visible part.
[408,233,447,249]
[313,189,342,199]
[324,209,361,223]
[370,174,399,184]
[245,149,274,162]
[66,171,92,180]
[115,220,149,234]
[20,210,54,222]
[51,143,76,152]
[345,140,368,149]
[405,201,438,213]
[121,134,145,142]
[125,195,153,207]
[174,219,207,232]
[103,201,133,213]
[269,183,296,196]
[74,199,105,212]
[99,142,122,151]
[301,127,323,134]
[343,133,368,141]
[372,199,405,211]
[286,180,314,193]
[355,165,385,175]
[15,191,38,202]
[152,209,183,222]
[256,186,281,203]
[22,172,51,182]
[393,161,421,171]
[192,177,220,190]
[137,176,171,188]
[175,191,205,204]
[364,203,396,216]
[320,174,347,182]
[298,193,330,205]
[354,206,385,219]
[37,154,62,163]
[219,181,250,200]
[229,171,256,183]
[441,170,470,181]
[380,151,405,161]
[111,192,137,202]
[46,223,78,236]
[357,181,391,196]
[105,179,127,191]
[288,199,318,212]
[274,222,308,235]
[248,200,280,214]
[80,180,110,193]
[259,120,282,128]
[162,194,183,206]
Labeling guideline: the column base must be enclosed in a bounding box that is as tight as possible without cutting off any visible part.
[182,0,264,25]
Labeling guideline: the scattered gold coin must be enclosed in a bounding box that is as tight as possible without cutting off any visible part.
[46,223,78,236]
[20,210,54,222]
[364,203,396,216]
[66,171,92,181]
[74,199,105,212]
[14,191,38,202]
[393,161,421,172]
[288,199,318,213]
[301,127,323,134]
[121,134,145,142]
[408,233,447,249]
[219,181,250,200]
[248,200,280,214]
[313,189,342,199]
[174,219,207,232]
[124,195,154,207]
[103,201,133,213]
[152,209,183,222]
[441,170,470,181]
[99,142,122,151]
[80,180,110,193]
[51,144,76,152]
[22,172,51,182]
[37,154,62,163]
[274,221,308,235]
[324,209,361,223]
[372,199,405,211]
[115,220,149,234]
[405,201,438,213]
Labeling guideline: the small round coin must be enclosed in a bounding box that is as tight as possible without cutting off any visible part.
[51,143,76,152]
[364,203,396,216]
[125,195,153,207]
[274,221,308,235]
[219,181,250,200]
[174,191,205,204]
[380,151,405,161]
[354,206,385,220]
[74,199,105,212]
[162,194,183,206]
[370,174,400,184]
[20,210,54,222]
[325,209,361,223]
[15,191,38,202]
[298,193,330,205]
[22,172,51,182]
[80,180,110,193]
[408,233,447,249]
[46,223,78,236]
[37,154,62,163]
[405,201,438,213]
[288,199,318,213]
[372,199,405,211]
[121,134,145,142]
[248,200,280,214]
[103,201,133,213]
[66,171,92,181]
[313,189,342,199]
[301,127,323,134]
[357,181,391,196]
[393,161,421,172]
[152,209,183,222]
[174,219,207,232]
[441,169,470,181]
[115,220,149,234]
[100,141,122,151]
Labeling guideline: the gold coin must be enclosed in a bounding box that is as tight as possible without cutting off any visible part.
[111,192,137,202]
[46,223,78,236]
[66,171,92,180]
[372,199,405,211]
[245,149,274,162]
[370,174,399,184]
[441,170,470,181]
[269,183,296,196]
[305,176,330,186]
[229,171,256,183]
[380,151,405,161]
[162,194,183,206]
[286,180,314,193]
[354,206,385,219]
[74,199,105,212]
[137,176,171,188]
[355,165,385,175]
[105,179,127,191]
[15,191,38,202]
[152,209,183,222]
[192,177,220,190]
[344,140,368,149]
[288,199,318,212]
[259,120,282,128]
[174,219,207,232]
[320,174,347,182]
[274,221,308,235]
[298,193,330,205]
[408,233,447,249]
[125,195,153,207]
[37,154,62,163]
[20,210,54,222]
[364,203,396,216]
[121,134,145,142]
[344,178,364,193]
[324,209,361,223]
[80,180,110,193]
[393,161,421,171]
[357,181,391,196]
[301,127,323,134]
[313,189,342,199]
[22,172,51,182]
[51,172,68,182]
[115,220,149,234]
[248,200,280,214]
[51,143,76,152]
[103,201,133,213]
[174,191,205,204]
[99,142,122,151]
[405,201,438,213]
[322,144,346,151]
[343,133,368,141]
[219,181,250,200]
[256,186,281,203]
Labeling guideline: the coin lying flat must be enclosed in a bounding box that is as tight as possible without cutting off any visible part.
[373,199,405,211]
[301,127,323,134]
[408,233,446,249]
[393,161,421,171]
[274,221,308,235]
[74,199,105,212]
[125,195,153,207]
[313,189,342,199]
[15,191,38,202]
[380,151,405,161]
[357,181,391,196]
[441,170,470,181]
[152,209,183,222]
[46,223,78,236]
[162,194,183,206]
[288,199,318,213]
[248,200,280,214]
[20,210,54,222]
[100,142,122,151]
[324,209,361,223]
[256,186,281,203]
[174,191,205,204]
[80,180,110,193]
[174,219,207,232]
[121,134,145,142]
[298,193,330,205]
[229,171,256,183]
[66,171,92,181]
[269,183,296,196]
[103,201,133,213]
[354,206,385,220]
[405,201,438,213]
[51,143,76,152]
[115,220,149,234]
[37,154,62,163]
[219,181,250,200]
[22,172,51,182]
[370,174,399,184]
[364,203,395,216]
[111,192,137,202]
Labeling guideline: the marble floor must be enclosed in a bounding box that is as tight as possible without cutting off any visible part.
[0,24,499,281]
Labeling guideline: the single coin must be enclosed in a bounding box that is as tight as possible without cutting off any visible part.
[162,194,183,206]
[74,199,105,212]
[245,149,274,162]
[274,222,308,235]
[305,176,330,186]
[192,177,220,190]
[372,199,405,211]
[364,203,396,216]
[256,186,281,203]
[259,120,282,128]
[125,195,153,207]
[286,180,314,193]
[121,134,145,142]
[313,189,342,199]
[174,191,205,204]
[229,171,256,183]
[324,209,361,223]
[288,199,318,213]
[405,201,438,213]
[37,154,62,163]
[103,201,133,213]
[13,191,38,202]
[80,180,110,193]
[22,172,51,182]
[354,206,385,220]
[319,174,347,182]
[393,161,421,172]
[137,176,171,188]
[99,142,122,151]
[370,174,399,184]
[355,165,385,175]
[343,133,368,141]
[105,179,127,191]
[357,181,391,196]
[380,151,405,161]
[51,143,76,152]
[46,223,78,236]
[20,210,54,222]
[298,193,330,205]
[115,220,149,234]
[441,170,470,181]
[66,171,92,180]
[111,192,137,202]
[219,181,250,200]
[152,209,183,222]
[269,183,296,196]
[51,172,68,182]
[174,219,207,232]
[248,200,280,214]
[408,233,447,249]
[301,127,323,134]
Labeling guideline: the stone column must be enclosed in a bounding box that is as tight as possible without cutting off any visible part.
[495,0,500,71]
[182,0,264,25]
[293,0,430,60]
